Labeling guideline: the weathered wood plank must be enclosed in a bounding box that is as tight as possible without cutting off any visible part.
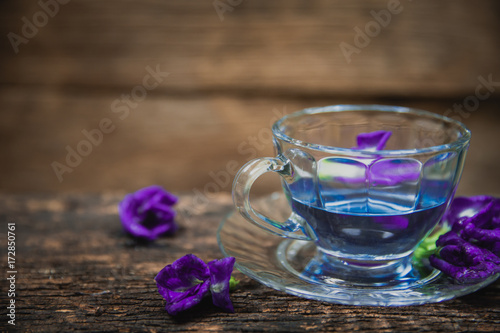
[1,0,499,97]
[0,193,499,332]
[0,86,499,196]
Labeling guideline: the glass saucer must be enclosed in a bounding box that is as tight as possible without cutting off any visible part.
[217,193,500,306]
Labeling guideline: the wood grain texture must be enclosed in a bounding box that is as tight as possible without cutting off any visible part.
[1,0,500,97]
[0,193,499,332]
[0,0,499,195]
[0,87,499,196]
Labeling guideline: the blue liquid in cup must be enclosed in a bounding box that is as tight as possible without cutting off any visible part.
[291,195,447,262]
[284,154,454,262]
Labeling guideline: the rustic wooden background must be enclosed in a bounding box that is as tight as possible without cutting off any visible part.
[1,0,499,197]
[1,1,500,331]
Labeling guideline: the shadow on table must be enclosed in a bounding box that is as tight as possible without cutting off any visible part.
[458,280,500,308]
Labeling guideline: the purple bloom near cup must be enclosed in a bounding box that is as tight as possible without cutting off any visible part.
[118,185,178,241]
[429,233,500,284]
[447,196,500,256]
[155,254,236,315]
[155,254,211,315]
[444,196,496,226]
[430,195,500,283]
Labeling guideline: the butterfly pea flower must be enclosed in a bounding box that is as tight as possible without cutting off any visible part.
[155,254,236,315]
[155,254,211,315]
[448,196,500,256]
[430,196,500,283]
[461,220,500,256]
[429,234,500,284]
[118,185,178,241]
[444,196,497,227]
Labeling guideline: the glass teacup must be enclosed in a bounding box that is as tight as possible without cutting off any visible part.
[232,105,470,287]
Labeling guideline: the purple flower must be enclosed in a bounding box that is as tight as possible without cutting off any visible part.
[354,130,392,151]
[444,195,499,228]
[118,185,178,241]
[155,254,236,315]
[448,196,500,256]
[429,195,500,283]
[429,234,500,284]
[461,219,500,256]
[155,254,211,315]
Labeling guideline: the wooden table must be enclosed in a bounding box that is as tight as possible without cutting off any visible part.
[1,1,500,330]
[2,192,499,332]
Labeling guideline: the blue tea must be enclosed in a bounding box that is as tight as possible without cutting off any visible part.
[291,194,447,262]
[282,153,458,263]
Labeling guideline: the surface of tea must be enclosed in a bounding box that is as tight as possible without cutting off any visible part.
[291,195,447,261]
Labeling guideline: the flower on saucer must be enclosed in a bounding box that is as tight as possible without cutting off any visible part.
[443,196,496,227]
[447,196,500,256]
[429,233,500,284]
[430,196,500,283]
[118,185,178,241]
[155,254,237,315]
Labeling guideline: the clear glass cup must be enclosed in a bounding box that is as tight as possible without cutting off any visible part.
[232,105,471,287]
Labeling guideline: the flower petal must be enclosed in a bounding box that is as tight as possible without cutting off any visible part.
[444,195,497,227]
[208,257,236,313]
[355,130,392,151]
[155,254,211,316]
[431,223,500,283]
[435,231,463,247]
[462,222,500,257]
[447,197,500,254]
[430,241,500,284]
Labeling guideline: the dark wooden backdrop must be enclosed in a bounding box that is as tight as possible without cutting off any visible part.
[1,0,499,196]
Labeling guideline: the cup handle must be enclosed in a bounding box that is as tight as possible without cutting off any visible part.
[232,156,316,241]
